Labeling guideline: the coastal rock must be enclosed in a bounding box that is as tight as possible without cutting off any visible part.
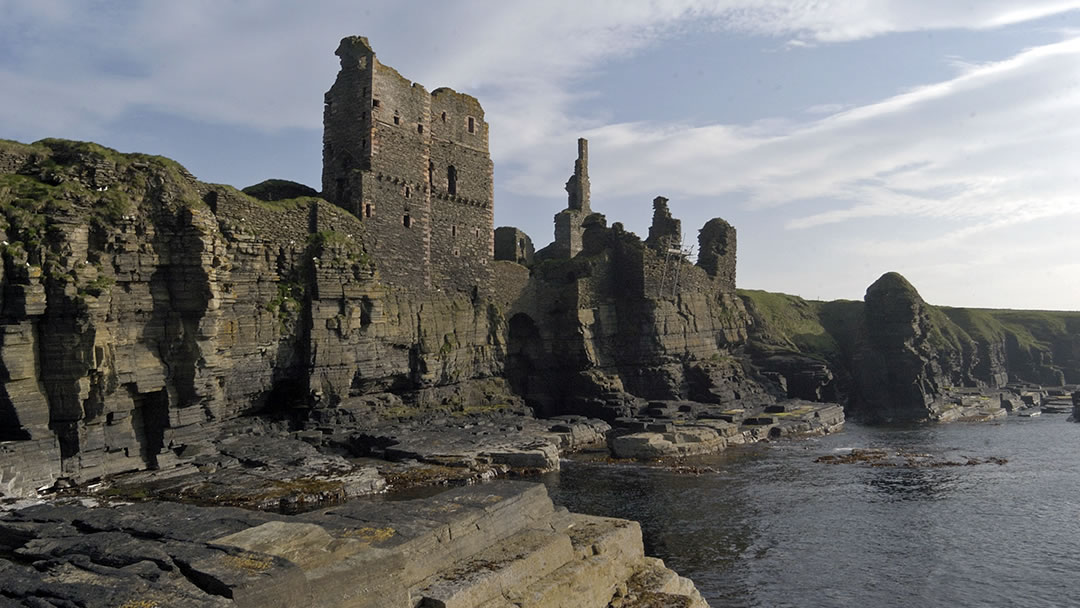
[0,481,710,608]
[853,272,949,421]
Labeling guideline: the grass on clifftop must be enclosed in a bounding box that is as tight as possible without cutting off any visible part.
[737,289,845,359]
[940,306,1080,353]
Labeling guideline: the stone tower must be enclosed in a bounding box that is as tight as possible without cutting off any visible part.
[553,138,591,258]
[322,36,494,294]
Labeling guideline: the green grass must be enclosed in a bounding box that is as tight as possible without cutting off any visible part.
[737,289,844,359]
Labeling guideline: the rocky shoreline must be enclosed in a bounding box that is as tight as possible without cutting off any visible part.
[0,480,709,608]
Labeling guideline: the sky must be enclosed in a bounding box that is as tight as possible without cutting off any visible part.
[2,1,1079,310]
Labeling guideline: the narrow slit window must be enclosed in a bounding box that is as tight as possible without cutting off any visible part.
[452,225,457,237]
[393,115,400,125]
[404,186,411,198]
[441,112,447,122]
[417,124,424,134]
[447,165,457,195]
[467,116,475,133]
[403,214,411,228]
[365,203,373,218]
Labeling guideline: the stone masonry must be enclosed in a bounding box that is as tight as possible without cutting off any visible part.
[493,226,534,266]
[550,138,591,259]
[322,36,494,295]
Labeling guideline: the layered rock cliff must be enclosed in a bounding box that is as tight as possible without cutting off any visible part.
[741,272,1080,421]
[0,139,516,496]
[0,139,778,497]
[496,213,775,422]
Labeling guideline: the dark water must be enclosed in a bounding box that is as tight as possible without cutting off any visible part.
[540,416,1080,607]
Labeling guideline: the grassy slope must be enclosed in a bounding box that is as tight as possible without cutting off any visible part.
[741,286,1079,380]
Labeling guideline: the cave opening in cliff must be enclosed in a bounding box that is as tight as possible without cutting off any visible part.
[262,378,308,414]
[131,388,168,467]
[507,313,542,410]
[0,401,31,440]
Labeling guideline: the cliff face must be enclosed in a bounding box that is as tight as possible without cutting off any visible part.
[497,218,775,421]
[741,272,1080,421]
[0,139,769,496]
[0,139,512,496]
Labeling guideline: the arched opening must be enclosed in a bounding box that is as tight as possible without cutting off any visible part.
[447,165,457,195]
[507,313,545,413]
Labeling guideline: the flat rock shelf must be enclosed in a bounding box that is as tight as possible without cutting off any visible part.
[0,480,708,608]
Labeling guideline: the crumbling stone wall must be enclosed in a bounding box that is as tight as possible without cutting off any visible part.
[645,196,680,251]
[494,227,534,265]
[322,36,493,295]
[697,218,736,291]
[546,139,591,260]
[429,88,494,295]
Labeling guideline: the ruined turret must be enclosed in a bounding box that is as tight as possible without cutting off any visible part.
[552,138,591,258]
[697,218,736,291]
[645,196,680,251]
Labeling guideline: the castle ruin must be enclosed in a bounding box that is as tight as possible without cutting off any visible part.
[322,36,494,294]
[322,36,736,299]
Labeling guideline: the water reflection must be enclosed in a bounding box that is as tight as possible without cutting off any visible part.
[541,460,762,605]
[542,418,1080,608]
[864,466,961,501]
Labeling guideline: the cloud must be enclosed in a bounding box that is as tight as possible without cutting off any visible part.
[1,0,1078,308]
[518,35,1080,242]
[2,1,1077,136]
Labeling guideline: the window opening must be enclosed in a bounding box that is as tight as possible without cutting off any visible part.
[404,186,411,198]
[417,124,424,134]
[403,214,411,228]
[467,117,475,133]
[372,99,380,108]
[447,165,457,195]
[441,112,447,122]
[393,115,400,125]
[365,203,373,218]
[452,225,457,237]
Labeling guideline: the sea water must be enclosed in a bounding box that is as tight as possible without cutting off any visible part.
[541,415,1080,607]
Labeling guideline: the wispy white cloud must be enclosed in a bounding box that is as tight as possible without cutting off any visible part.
[1,0,1079,308]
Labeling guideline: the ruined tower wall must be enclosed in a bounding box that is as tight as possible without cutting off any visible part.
[697,218,737,292]
[322,39,373,219]
[550,139,591,259]
[323,36,495,294]
[494,227,534,265]
[429,89,493,294]
[361,60,433,291]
